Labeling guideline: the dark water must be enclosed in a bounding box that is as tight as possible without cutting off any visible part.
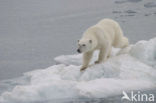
[0,0,156,80]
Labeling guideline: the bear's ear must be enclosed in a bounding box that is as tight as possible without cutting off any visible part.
[89,40,92,43]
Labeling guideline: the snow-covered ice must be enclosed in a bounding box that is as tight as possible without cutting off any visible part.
[0,37,156,103]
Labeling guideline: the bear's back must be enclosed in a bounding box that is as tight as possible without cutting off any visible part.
[97,19,118,31]
[96,19,118,42]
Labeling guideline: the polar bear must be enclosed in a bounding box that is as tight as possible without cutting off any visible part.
[77,19,129,71]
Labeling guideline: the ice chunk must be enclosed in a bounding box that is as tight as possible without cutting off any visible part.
[129,37,156,68]
[0,37,156,103]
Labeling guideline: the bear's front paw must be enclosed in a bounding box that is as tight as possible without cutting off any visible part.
[80,67,87,71]
[94,60,100,64]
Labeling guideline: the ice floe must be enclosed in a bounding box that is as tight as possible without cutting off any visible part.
[0,37,156,103]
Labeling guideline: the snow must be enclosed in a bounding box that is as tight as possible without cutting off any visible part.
[0,37,156,103]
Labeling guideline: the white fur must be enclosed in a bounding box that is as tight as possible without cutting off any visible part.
[78,19,129,70]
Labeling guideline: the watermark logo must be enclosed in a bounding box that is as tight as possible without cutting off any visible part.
[121,91,155,102]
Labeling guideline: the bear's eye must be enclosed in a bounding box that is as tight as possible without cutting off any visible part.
[82,44,86,46]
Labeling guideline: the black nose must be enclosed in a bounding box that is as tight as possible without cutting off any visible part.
[77,49,81,53]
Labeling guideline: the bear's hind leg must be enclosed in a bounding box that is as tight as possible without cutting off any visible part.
[121,37,129,48]
[113,25,129,48]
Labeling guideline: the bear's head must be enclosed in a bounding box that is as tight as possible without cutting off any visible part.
[77,39,92,53]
